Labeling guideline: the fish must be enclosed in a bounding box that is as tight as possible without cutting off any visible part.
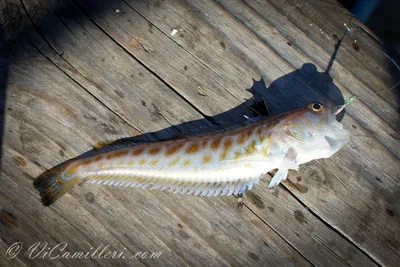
[34,101,351,206]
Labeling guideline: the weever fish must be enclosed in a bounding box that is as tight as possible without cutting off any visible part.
[34,101,352,206]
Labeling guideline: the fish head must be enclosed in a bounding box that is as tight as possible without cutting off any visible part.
[277,102,351,162]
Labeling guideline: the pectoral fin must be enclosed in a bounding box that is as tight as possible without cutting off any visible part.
[268,168,289,188]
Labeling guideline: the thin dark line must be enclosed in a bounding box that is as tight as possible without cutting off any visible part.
[232,193,316,266]
[70,0,219,126]
[121,0,246,106]
[280,183,382,266]
[19,0,147,137]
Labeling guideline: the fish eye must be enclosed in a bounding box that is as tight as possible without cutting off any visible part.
[308,102,324,112]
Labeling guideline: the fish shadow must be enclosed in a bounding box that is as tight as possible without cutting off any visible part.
[78,63,345,159]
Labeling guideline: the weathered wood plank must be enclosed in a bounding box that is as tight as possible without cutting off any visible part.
[82,0,399,265]
[1,47,221,266]
[20,0,209,137]
[122,0,399,157]
[1,0,399,266]
[242,179,377,267]
[1,2,314,266]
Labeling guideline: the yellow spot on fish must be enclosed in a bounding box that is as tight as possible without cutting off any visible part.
[149,147,160,155]
[99,163,104,168]
[183,160,190,166]
[186,144,199,154]
[221,151,227,160]
[267,136,273,142]
[246,140,256,155]
[134,149,144,156]
[169,158,179,166]
[245,163,250,168]
[211,139,220,150]
[285,127,303,141]
[151,160,158,166]
[117,161,123,166]
[203,155,212,163]
[139,159,146,165]
[128,161,134,166]
[264,146,270,156]
[235,152,241,160]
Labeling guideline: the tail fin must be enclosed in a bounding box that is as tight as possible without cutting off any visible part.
[34,160,81,206]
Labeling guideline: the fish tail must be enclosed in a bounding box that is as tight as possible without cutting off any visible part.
[34,160,81,206]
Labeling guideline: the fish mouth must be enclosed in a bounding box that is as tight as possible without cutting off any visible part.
[325,105,351,147]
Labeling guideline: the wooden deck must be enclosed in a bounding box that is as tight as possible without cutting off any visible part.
[1,0,399,266]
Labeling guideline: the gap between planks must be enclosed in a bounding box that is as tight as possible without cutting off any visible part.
[13,1,391,266]
[15,2,313,265]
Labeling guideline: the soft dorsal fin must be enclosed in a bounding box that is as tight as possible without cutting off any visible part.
[174,115,263,139]
[174,123,244,139]
[77,138,152,159]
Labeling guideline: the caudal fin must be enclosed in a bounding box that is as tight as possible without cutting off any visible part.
[34,160,81,206]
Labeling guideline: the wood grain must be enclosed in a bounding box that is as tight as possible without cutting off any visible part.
[1,0,398,266]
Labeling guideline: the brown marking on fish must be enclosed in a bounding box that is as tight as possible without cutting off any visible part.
[257,128,265,142]
[220,151,227,160]
[66,164,79,176]
[149,147,161,155]
[238,133,246,144]
[82,159,92,166]
[211,139,220,150]
[246,130,253,139]
[106,154,113,160]
[202,140,208,148]
[166,145,182,156]
[267,117,280,128]
[203,155,212,163]
[224,138,233,150]
[220,138,233,160]
[186,144,199,154]
[114,150,129,157]
[95,156,103,161]
[133,148,144,156]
